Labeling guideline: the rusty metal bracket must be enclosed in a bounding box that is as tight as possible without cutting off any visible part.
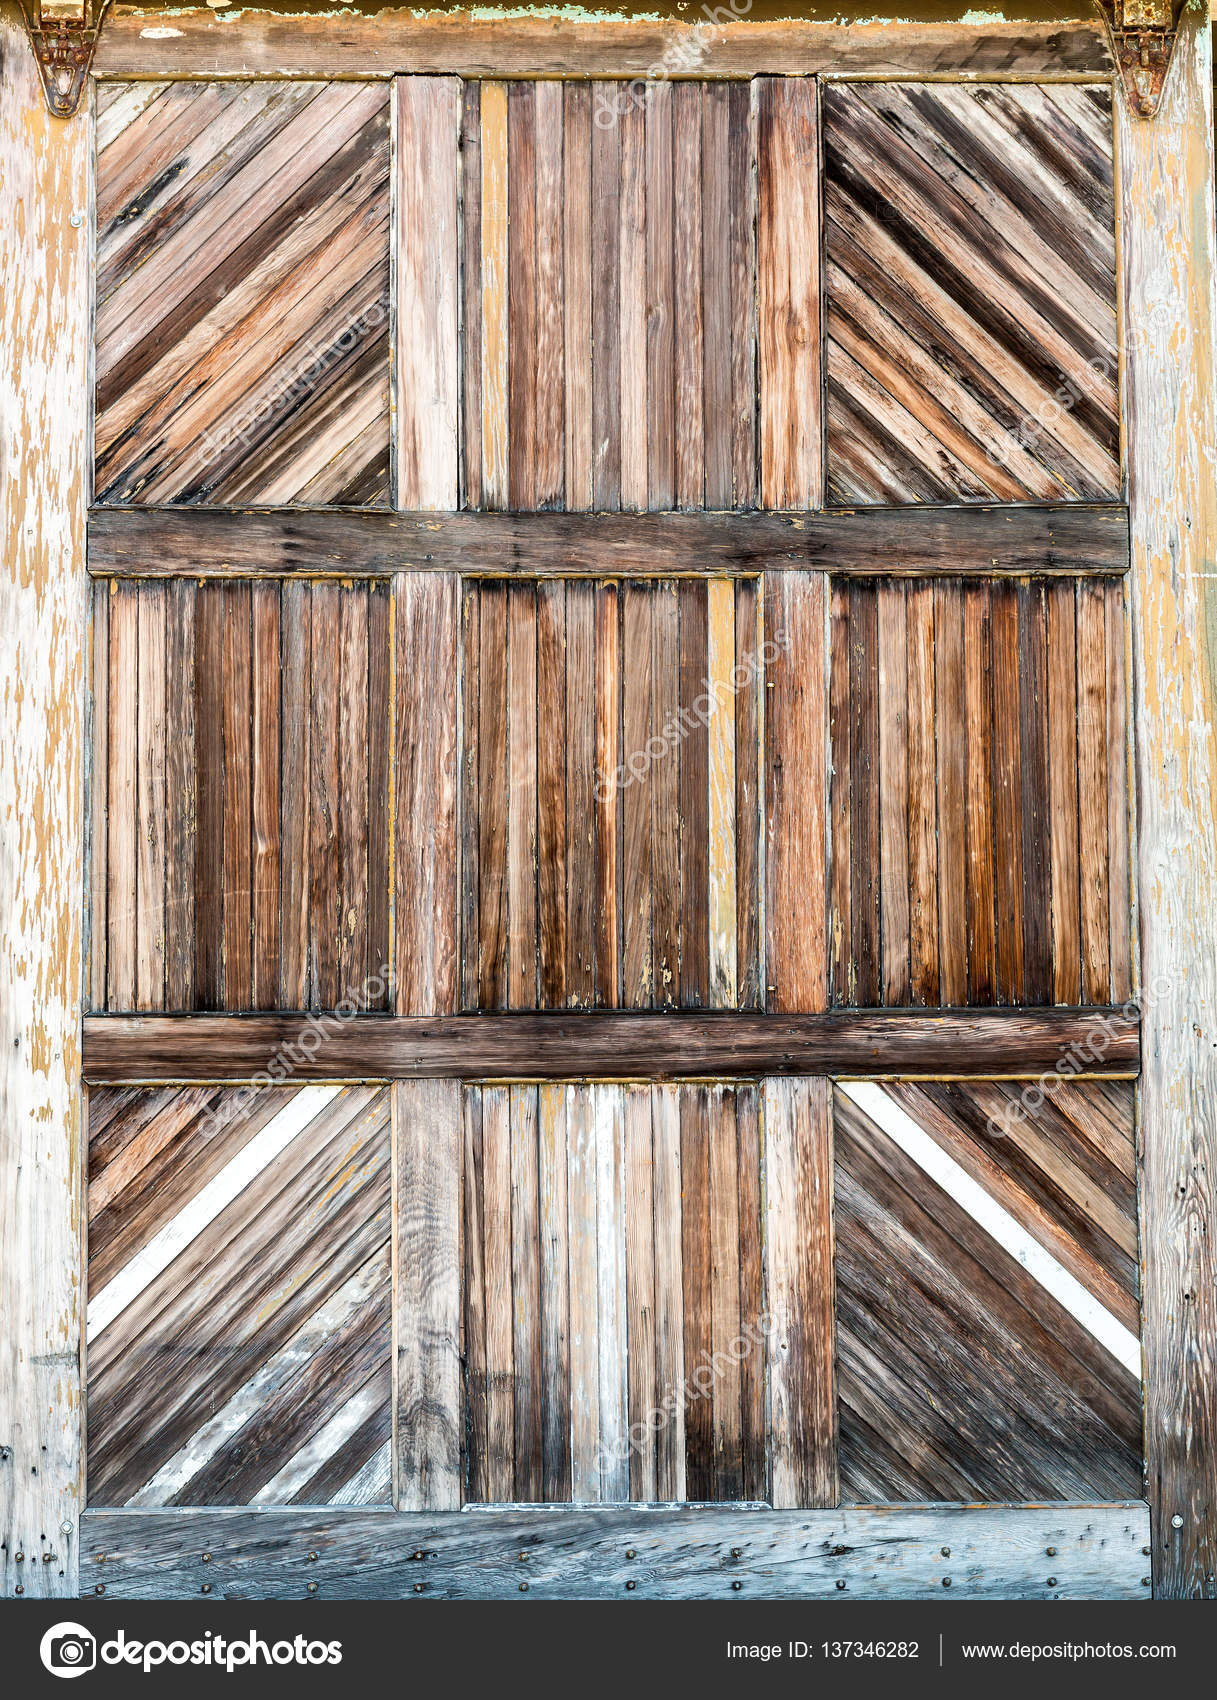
[18,1,113,120]
[1096,0,1187,119]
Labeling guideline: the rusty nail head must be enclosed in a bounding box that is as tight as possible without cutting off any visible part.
[412,1550,425,1561]
[95,1584,105,1595]
[201,1583,212,1595]
[518,1551,530,1561]
[43,1552,53,1562]
[1047,1577,1057,1588]
[941,1547,950,1558]
[307,1582,318,1594]
[625,1549,636,1560]
[308,1550,319,1561]
[1046,1546,1057,1557]
[836,1579,846,1591]
[201,1552,211,1563]
[1143,1546,1152,1556]
[14,1553,22,1563]
[15,1585,23,1596]
[942,1578,952,1588]
[731,1580,742,1591]
[731,1548,742,1559]
[625,1580,636,1591]
[414,1582,425,1594]
[519,1581,529,1593]
[1172,1514,1184,1528]
[1142,1576,1152,1587]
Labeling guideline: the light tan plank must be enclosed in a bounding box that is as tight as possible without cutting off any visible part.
[707,578,738,1008]
[480,82,510,511]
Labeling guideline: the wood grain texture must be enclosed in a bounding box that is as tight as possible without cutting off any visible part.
[462,80,756,512]
[88,504,1132,579]
[395,574,459,1014]
[0,6,89,1598]
[463,1082,763,1505]
[395,76,460,510]
[1120,1,1217,1601]
[835,1081,1141,1502]
[758,78,821,509]
[87,1085,392,1506]
[395,1079,461,1511]
[462,578,762,1011]
[82,1009,1141,1084]
[94,81,391,506]
[829,579,1131,1008]
[765,573,828,1012]
[94,13,1114,81]
[765,1077,836,1508]
[79,1501,1152,1601]
[825,83,1120,504]
[91,580,392,1012]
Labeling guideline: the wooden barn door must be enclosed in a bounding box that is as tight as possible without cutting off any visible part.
[60,22,1190,1597]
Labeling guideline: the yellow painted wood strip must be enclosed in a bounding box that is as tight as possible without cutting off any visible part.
[480,81,510,512]
[707,577,738,1008]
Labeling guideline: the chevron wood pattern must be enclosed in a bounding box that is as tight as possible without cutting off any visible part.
[824,83,1120,504]
[834,1079,1142,1503]
[94,81,391,506]
[86,1085,392,1507]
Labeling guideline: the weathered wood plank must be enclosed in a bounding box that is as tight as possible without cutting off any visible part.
[0,8,89,1597]
[394,1080,461,1511]
[94,13,1114,83]
[395,76,460,510]
[765,1077,835,1508]
[78,1503,1152,1601]
[87,504,1132,579]
[1119,0,1217,1601]
[82,1009,1140,1084]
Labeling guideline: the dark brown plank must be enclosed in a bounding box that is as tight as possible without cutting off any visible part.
[250,582,280,1011]
[507,82,538,511]
[678,581,709,1007]
[591,87,621,511]
[536,582,568,1008]
[89,504,1132,579]
[478,582,509,1010]
[991,583,1025,1004]
[680,1085,713,1499]
[829,583,853,1007]
[192,585,225,1011]
[83,1007,1140,1083]
[163,581,196,1011]
[850,582,881,1006]
[221,583,252,1010]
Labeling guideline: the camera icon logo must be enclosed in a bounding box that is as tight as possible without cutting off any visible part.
[39,1624,97,1679]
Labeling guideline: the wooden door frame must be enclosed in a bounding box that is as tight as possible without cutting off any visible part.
[2,2,1214,1601]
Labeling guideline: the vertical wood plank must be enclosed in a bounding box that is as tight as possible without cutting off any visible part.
[567,1085,601,1501]
[395,1079,461,1511]
[646,81,675,511]
[478,582,509,1009]
[250,582,280,1011]
[563,83,593,511]
[906,583,939,1006]
[735,1083,766,1502]
[828,584,852,1006]
[622,583,653,1008]
[708,1085,742,1499]
[192,585,225,1012]
[624,1084,657,1502]
[651,1084,686,1501]
[618,96,648,512]
[307,583,340,1008]
[368,586,392,1005]
[1047,580,1082,1006]
[278,582,310,1009]
[510,1084,542,1500]
[89,583,110,1008]
[594,582,620,1006]
[673,83,704,510]
[534,81,565,511]
[680,1084,713,1500]
[481,1085,514,1501]
[338,585,369,999]
[507,81,538,512]
[591,88,622,511]
[462,1086,488,1503]
[758,78,821,508]
[877,583,910,1004]
[461,82,484,511]
[679,580,710,1007]
[135,581,166,1010]
[460,582,481,1009]
[701,84,733,509]
[1120,8,1217,1594]
[565,581,596,1007]
[1105,581,1132,1003]
[734,578,762,1009]
[0,16,88,1589]
[765,571,828,1012]
[538,1083,571,1500]
[506,584,538,1008]
[536,582,568,1007]
[765,1075,836,1509]
[107,586,138,1010]
[221,582,252,1010]
[596,1091,628,1502]
[991,583,1025,1004]
[395,75,460,509]
[963,582,996,1006]
[935,581,967,1006]
[651,581,681,1006]
[1077,578,1111,1003]
[480,81,510,511]
[708,578,738,1008]
[1018,581,1052,1003]
[729,81,758,508]
[850,582,881,1006]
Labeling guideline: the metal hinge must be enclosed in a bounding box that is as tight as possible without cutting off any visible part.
[18,1,113,120]
[1096,0,1187,119]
